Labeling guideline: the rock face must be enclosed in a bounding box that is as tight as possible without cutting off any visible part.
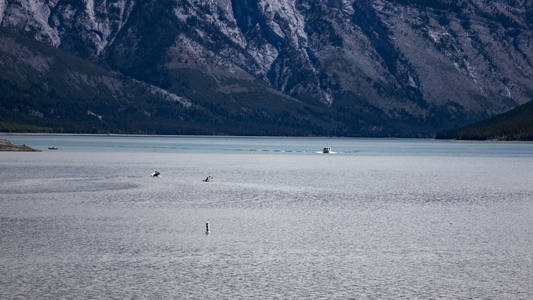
[1,28,338,135]
[1,0,533,136]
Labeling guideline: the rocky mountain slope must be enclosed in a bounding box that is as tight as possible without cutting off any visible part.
[1,28,335,135]
[1,0,533,136]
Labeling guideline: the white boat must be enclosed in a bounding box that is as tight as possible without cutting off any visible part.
[323,146,331,153]
[48,146,58,150]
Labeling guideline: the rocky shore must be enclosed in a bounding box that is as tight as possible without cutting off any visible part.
[0,139,39,151]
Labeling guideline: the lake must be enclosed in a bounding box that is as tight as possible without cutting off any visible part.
[1,135,533,298]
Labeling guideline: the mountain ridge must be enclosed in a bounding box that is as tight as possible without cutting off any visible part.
[0,28,341,135]
[436,100,533,141]
[1,0,533,136]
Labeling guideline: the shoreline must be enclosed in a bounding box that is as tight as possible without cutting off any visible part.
[0,139,40,152]
[0,132,433,140]
[1,132,532,143]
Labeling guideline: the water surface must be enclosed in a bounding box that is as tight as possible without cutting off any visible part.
[1,136,532,298]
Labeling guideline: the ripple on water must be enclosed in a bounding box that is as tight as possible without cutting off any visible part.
[1,149,533,298]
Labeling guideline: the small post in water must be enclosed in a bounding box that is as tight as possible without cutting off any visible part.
[205,221,210,235]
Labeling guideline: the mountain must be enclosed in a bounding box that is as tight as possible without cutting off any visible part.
[436,100,533,140]
[1,0,533,136]
[0,28,339,135]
